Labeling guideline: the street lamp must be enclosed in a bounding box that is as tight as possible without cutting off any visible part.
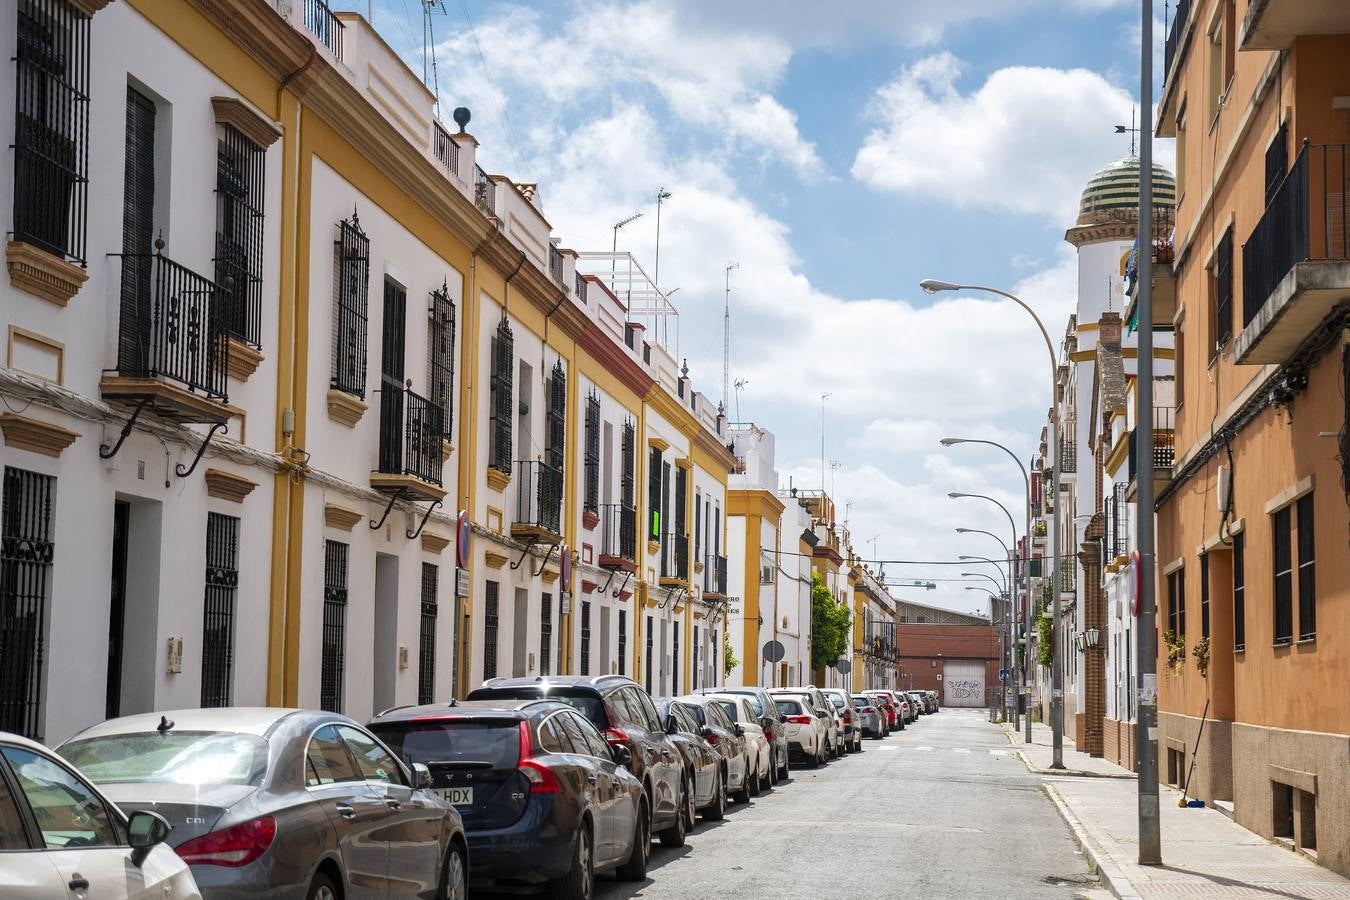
[958,555,1009,592]
[925,277,1064,770]
[943,436,1034,745]
[964,584,1011,722]
[951,491,1021,728]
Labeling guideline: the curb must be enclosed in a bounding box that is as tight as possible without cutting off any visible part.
[1042,781,1143,900]
[999,727,1137,780]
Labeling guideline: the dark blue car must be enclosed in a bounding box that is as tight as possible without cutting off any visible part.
[370,699,648,898]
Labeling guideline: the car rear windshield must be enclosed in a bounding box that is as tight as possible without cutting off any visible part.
[60,731,269,787]
[774,699,801,715]
[850,697,871,707]
[826,695,845,708]
[469,688,606,727]
[372,720,520,770]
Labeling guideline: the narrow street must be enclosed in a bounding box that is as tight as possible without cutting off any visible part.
[583,709,1101,899]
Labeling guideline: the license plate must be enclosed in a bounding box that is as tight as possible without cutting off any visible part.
[436,787,473,806]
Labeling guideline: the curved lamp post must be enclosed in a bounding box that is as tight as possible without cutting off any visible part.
[951,490,1021,729]
[925,278,1065,769]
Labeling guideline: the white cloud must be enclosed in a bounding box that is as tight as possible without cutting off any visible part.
[851,53,1139,222]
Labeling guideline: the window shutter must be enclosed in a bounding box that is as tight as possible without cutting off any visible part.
[648,447,662,539]
[427,283,455,436]
[1215,227,1233,344]
[489,317,514,473]
[584,391,601,513]
[547,360,566,472]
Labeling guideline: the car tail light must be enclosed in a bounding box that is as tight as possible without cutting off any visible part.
[604,726,631,748]
[863,706,876,714]
[763,727,775,742]
[842,710,853,724]
[518,721,561,794]
[175,816,277,868]
[787,715,813,725]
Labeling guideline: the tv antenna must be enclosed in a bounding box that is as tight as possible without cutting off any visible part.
[733,378,749,424]
[422,2,448,100]
[723,261,739,411]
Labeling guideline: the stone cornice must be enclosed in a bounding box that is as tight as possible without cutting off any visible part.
[1064,220,1137,247]
[211,96,282,148]
[0,413,79,458]
[726,488,785,521]
[324,503,363,531]
[205,468,259,503]
[578,320,653,399]
[692,426,737,474]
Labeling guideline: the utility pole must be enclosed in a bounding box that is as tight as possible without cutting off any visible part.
[1135,0,1162,866]
[723,261,739,412]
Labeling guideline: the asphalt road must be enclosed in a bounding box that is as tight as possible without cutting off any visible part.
[583,707,1101,900]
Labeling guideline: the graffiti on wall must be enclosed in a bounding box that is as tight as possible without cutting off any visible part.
[945,680,984,701]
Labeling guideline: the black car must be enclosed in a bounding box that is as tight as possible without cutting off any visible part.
[655,698,726,824]
[467,675,687,847]
[370,699,648,898]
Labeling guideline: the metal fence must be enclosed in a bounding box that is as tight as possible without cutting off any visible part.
[0,467,55,739]
[418,563,437,705]
[321,540,348,713]
[1127,407,1176,483]
[117,251,230,401]
[215,125,267,346]
[303,0,344,59]
[378,386,445,486]
[332,215,370,398]
[515,460,563,536]
[201,512,239,708]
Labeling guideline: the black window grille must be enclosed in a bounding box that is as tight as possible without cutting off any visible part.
[483,581,499,681]
[321,540,348,713]
[427,283,455,437]
[548,244,563,284]
[0,467,55,739]
[1296,494,1315,640]
[584,390,600,514]
[547,361,566,475]
[489,317,514,474]
[201,512,239,708]
[617,609,626,676]
[1233,532,1246,650]
[692,624,699,690]
[1200,552,1210,641]
[1264,122,1288,207]
[14,0,90,264]
[540,592,552,676]
[1214,227,1233,349]
[331,215,370,398]
[672,623,679,694]
[214,124,266,346]
[645,615,653,693]
[694,490,702,559]
[648,447,662,539]
[1166,568,1184,638]
[579,600,591,676]
[674,464,687,560]
[621,419,636,557]
[1273,506,1293,644]
[419,563,438,704]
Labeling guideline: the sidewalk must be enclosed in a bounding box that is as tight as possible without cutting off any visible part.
[1001,719,1135,779]
[999,722,1350,898]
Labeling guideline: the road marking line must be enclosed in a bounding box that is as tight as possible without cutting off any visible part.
[989,749,1009,756]
[953,748,971,753]
[915,746,934,751]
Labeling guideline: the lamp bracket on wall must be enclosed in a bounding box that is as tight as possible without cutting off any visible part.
[175,422,228,479]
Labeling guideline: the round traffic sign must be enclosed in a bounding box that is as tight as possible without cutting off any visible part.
[560,544,571,588]
[833,659,852,675]
[456,510,472,566]
[1129,550,1141,617]
[762,640,785,663]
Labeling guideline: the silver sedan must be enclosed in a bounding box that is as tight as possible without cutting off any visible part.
[59,708,468,900]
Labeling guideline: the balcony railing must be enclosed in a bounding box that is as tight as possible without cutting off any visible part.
[377,386,444,486]
[703,554,727,596]
[432,122,459,177]
[1060,566,1077,595]
[302,0,343,60]
[474,165,495,216]
[1059,439,1077,473]
[1240,143,1349,353]
[548,244,564,284]
[598,502,637,566]
[660,532,689,582]
[515,459,563,537]
[116,251,230,401]
[1126,407,1177,484]
[1164,0,1191,84]
[574,270,587,300]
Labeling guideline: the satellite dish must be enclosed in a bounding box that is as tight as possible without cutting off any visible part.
[452,106,471,133]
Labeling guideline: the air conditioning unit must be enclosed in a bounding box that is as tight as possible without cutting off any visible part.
[1216,465,1231,514]
[760,564,774,584]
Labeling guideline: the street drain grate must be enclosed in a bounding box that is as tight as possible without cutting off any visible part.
[1043,874,1098,886]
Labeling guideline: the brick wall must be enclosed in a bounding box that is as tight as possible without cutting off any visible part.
[895,623,1000,697]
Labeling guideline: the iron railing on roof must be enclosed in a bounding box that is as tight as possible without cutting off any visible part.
[474,165,495,216]
[432,121,459,177]
[302,0,343,59]
[1126,407,1177,483]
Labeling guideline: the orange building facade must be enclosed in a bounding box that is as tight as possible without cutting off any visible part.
[1152,0,1350,874]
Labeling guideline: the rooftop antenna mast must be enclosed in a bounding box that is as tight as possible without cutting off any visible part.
[1114,106,1139,157]
[421,1,448,102]
[723,261,740,411]
[733,378,749,424]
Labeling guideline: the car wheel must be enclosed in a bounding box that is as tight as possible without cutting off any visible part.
[659,777,691,847]
[734,759,752,803]
[617,798,650,881]
[549,823,593,900]
[748,761,761,797]
[703,768,726,821]
[307,873,339,900]
[438,841,468,900]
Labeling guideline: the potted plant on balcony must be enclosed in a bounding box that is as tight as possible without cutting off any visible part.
[1162,630,1186,673]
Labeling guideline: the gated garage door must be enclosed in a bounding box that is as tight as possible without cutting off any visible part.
[942,660,986,708]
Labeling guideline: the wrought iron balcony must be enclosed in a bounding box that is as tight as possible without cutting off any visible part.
[302,0,343,59]
[660,531,689,584]
[432,121,459,177]
[549,244,564,284]
[107,250,230,408]
[474,165,495,217]
[598,502,637,571]
[513,459,563,540]
[703,554,728,597]
[1237,142,1350,364]
[1126,407,1176,500]
[374,385,444,498]
[1060,565,1077,596]
[1059,439,1077,474]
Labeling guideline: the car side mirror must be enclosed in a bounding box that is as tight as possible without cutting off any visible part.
[815,709,828,718]
[699,725,715,740]
[127,810,172,867]
[412,762,433,790]
[733,723,744,737]
[666,714,680,735]
[611,743,633,769]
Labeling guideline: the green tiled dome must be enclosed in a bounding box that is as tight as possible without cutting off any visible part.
[1077,156,1176,223]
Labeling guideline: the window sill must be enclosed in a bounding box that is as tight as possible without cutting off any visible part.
[5,241,88,307]
[1233,645,1245,654]
[1296,636,1316,645]
[327,388,367,428]
[1273,639,1293,648]
[226,336,264,382]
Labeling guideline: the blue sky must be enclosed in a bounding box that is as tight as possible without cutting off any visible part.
[338,0,1169,614]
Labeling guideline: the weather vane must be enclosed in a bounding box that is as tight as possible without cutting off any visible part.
[1115,106,1139,157]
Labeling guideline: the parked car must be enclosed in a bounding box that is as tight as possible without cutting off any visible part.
[908,691,930,716]
[771,696,829,767]
[0,730,199,900]
[468,675,685,847]
[883,690,913,724]
[850,695,885,739]
[821,688,864,753]
[696,686,789,781]
[707,694,772,795]
[370,698,650,895]
[655,698,725,824]
[768,688,840,757]
[676,696,751,803]
[860,690,900,732]
[927,690,940,712]
[58,708,467,900]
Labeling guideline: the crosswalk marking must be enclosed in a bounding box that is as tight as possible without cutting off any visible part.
[914,746,934,752]
[989,749,1009,756]
[953,748,971,753]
